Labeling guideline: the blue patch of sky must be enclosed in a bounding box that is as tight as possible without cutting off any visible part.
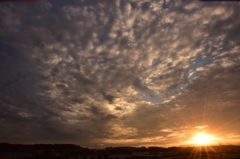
[167,83,188,97]
[140,91,162,104]
[141,55,215,104]
[137,78,162,104]
[63,112,71,116]
[176,83,188,90]
[188,56,213,80]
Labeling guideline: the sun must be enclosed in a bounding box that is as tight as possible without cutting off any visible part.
[192,133,214,145]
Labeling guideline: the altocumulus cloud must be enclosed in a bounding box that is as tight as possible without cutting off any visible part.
[0,0,240,148]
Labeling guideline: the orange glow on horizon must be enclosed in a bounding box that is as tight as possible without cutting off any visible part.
[192,133,214,145]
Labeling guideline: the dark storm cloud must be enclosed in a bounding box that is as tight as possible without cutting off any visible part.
[0,0,240,147]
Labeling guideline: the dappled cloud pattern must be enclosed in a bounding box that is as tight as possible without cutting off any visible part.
[0,0,240,148]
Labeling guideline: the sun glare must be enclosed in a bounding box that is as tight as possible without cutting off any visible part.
[192,133,214,145]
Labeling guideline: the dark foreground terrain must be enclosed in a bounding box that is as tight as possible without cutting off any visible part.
[1,143,240,159]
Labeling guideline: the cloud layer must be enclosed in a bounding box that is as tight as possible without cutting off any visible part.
[0,0,240,148]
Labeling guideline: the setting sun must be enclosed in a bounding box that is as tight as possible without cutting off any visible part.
[192,133,214,145]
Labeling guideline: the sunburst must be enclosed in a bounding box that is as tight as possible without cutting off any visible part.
[192,133,214,145]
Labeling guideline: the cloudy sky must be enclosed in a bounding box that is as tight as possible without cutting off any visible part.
[0,0,240,148]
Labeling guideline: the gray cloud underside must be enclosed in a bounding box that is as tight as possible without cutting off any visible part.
[0,0,240,148]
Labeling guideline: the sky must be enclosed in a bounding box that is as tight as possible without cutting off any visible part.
[0,0,240,149]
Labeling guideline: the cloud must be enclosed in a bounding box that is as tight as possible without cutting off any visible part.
[0,0,240,148]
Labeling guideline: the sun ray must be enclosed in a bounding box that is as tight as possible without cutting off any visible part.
[190,132,216,146]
